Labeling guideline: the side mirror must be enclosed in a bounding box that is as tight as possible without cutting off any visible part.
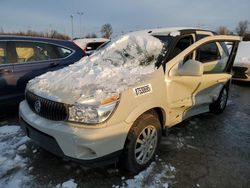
[178,59,204,76]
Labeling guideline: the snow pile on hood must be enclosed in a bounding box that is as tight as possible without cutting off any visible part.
[27,33,164,104]
[0,125,31,188]
[234,41,250,66]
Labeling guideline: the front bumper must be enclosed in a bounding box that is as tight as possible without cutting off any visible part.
[19,101,132,165]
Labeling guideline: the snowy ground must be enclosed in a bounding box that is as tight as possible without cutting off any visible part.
[0,125,31,188]
[0,83,250,188]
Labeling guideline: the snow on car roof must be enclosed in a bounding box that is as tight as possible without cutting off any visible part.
[234,41,250,65]
[27,33,164,104]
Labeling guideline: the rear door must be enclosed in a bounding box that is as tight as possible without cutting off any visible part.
[12,41,73,97]
[166,35,241,124]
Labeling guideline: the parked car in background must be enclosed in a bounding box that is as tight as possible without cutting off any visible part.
[0,35,84,106]
[19,28,240,173]
[73,38,110,55]
[232,41,250,81]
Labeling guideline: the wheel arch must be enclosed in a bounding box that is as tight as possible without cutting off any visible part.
[122,103,167,152]
[120,107,165,172]
[125,106,167,136]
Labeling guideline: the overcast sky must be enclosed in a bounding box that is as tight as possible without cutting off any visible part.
[0,0,249,38]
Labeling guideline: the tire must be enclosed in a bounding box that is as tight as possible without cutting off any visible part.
[120,111,161,173]
[209,86,229,114]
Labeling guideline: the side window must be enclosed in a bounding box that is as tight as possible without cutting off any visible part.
[172,35,194,60]
[195,42,229,73]
[56,46,72,58]
[0,42,7,64]
[196,42,220,63]
[15,42,51,63]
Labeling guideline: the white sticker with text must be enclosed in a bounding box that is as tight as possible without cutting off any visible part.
[133,84,152,97]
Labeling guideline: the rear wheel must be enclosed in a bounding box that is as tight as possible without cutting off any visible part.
[121,111,161,173]
[209,86,229,114]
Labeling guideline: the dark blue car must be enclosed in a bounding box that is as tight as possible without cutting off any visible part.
[0,35,84,106]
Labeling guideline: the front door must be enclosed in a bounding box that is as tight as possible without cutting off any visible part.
[165,35,241,125]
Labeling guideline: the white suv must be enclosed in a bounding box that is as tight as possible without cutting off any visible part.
[19,28,241,173]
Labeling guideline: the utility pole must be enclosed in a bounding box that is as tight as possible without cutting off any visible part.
[77,12,84,38]
[70,15,74,39]
[48,24,52,37]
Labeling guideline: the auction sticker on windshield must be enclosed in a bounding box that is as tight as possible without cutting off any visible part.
[133,84,152,97]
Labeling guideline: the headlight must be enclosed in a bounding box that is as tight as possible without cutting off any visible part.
[68,96,119,124]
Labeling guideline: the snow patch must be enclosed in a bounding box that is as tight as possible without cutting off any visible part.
[56,179,77,188]
[27,33,164,104]
[117,161,175,188]
[0,125,20,134]
[0,125,32,188]
[17,144,27,151]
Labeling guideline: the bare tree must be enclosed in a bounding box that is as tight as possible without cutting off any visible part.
[236,20,249,36]
[217,26,230,35]
[101,23,113,39]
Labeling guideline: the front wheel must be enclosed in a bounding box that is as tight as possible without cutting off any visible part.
[209,86,229,114]
[121,112,161,173]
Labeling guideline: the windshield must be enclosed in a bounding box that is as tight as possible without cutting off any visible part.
[90,34,166,68]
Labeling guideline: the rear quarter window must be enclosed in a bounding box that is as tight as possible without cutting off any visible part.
[56,46,73,58]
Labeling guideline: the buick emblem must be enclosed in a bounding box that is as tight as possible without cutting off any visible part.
[34,100,41,113]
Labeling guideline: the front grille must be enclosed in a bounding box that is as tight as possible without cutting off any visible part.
[26,91,68,121]
[232,66,248,79]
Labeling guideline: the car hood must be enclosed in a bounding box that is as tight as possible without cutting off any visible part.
[26,34,164,105]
